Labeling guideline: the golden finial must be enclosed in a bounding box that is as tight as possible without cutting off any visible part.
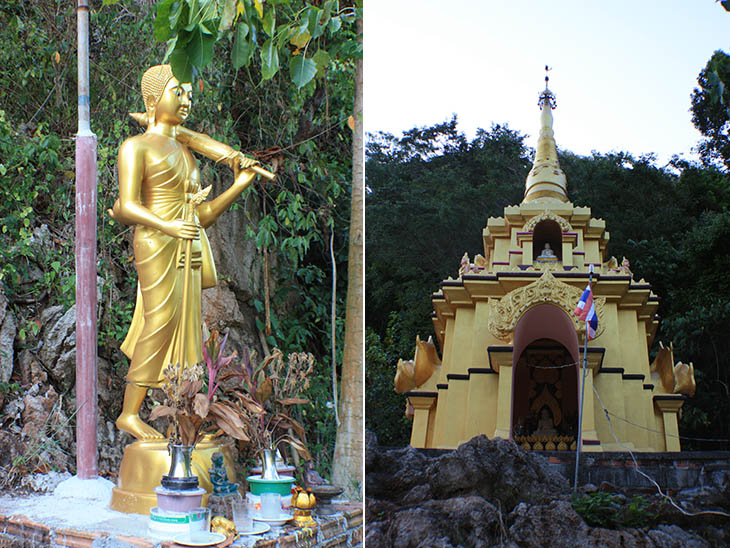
[538,65,557,110]
[523,67,568,203]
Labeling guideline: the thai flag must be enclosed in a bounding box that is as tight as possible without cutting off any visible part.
[574,285,598,340]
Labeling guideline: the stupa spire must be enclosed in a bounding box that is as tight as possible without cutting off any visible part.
[523,67,569,203]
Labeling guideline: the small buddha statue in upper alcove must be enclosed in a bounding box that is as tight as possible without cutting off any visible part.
[537,242,557,260]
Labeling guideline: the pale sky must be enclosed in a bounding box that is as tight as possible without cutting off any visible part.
[364,1,730,166]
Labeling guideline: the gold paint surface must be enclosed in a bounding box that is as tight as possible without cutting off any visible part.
[110,438,236,514]
[110,65,260,441]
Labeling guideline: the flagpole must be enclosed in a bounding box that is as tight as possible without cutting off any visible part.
[573,264,594,492]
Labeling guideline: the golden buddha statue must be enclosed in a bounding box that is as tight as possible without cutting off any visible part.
[109,64,273,513]
[110,64,260,440]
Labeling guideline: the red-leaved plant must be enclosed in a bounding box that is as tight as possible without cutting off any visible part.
[150,331,313,461]
[150,331,259,446]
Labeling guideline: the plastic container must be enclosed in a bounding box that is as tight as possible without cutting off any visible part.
[246,474,294,496]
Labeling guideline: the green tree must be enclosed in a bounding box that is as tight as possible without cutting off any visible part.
[148,0,359,88]
[331,20,362,497]
[149,0,364,482]
[365,321,413,447]
[366,119,529,343]
[690,50,730,169]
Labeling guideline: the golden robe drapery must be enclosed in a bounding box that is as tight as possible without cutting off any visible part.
[120,144,217,386]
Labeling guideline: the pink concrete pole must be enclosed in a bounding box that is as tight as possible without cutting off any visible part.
[75,0,98,480]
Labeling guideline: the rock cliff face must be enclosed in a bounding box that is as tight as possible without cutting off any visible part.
[203,186,265,357]
[365,431,724,548]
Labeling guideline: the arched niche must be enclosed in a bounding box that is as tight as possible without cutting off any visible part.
[511,304,580,439]
[532,219,563,262]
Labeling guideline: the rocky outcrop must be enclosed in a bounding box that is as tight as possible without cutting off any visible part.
[365,432,716,548]
[202,280,260,358]
[366,434,568,514]
[0,289,16,383]
[205,188,264,304]
[508,500,589,547]
[97,416,125,477]
[37,305,76,386]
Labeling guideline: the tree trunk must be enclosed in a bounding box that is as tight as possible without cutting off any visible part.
[331,17,363,501]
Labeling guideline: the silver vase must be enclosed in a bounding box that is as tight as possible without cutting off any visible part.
[260,448,281,480]
[168,444,194,477]
[161,444,199,490]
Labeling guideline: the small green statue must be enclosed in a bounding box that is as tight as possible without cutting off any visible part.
[209,452,239,495]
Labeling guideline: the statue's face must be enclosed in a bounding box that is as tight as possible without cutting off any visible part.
[155,77,192,125]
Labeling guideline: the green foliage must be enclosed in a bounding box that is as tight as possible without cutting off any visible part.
[364,320,412,447]
[0,109,74,310]
[366,118,529,343]
[300,366,337,477]
[0,381,22,397]
[691,50,730,169]
[571,492,654,528]
[153,0,361,89]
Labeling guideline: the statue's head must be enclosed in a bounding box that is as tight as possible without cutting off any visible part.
[141,64,192,126]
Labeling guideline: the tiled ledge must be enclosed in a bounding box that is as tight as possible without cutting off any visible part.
[0,504,363,548]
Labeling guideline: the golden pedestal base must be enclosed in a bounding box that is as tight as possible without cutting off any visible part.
[293,509,317,528]
[110,438,236,515]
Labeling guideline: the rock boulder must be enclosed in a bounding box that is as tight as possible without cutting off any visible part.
[0,289,16,383]
[366,432,715,548]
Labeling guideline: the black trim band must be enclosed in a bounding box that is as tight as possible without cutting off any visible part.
[622,373,645,381]
[404,391,437,398]
[446,374,469,381]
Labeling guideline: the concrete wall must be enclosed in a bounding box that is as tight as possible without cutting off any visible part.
[543,451,730,490]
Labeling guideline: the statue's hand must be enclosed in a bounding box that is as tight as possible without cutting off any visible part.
[233,153,258,187]
[162,219,200,240]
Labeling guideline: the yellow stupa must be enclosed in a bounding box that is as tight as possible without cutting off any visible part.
[394,76,695,452]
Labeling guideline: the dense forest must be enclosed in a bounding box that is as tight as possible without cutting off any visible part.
[0,0,358,483]
[365,50,730,450]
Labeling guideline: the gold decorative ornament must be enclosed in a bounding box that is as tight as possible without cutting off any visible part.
[523,210,572,233]
[534,260,562,272]
[487,270,605,342]
[394,335,442,393]
[523,80,569,203]
[650,342,697,398]
[210,516,236,536]
[291,487,317,528]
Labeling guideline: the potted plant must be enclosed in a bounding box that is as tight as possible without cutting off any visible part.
[150,331,251,488]
[222,347,314,496]
[150,331,313,497]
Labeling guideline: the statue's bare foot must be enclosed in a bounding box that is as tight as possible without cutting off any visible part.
[116,413,164,440]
